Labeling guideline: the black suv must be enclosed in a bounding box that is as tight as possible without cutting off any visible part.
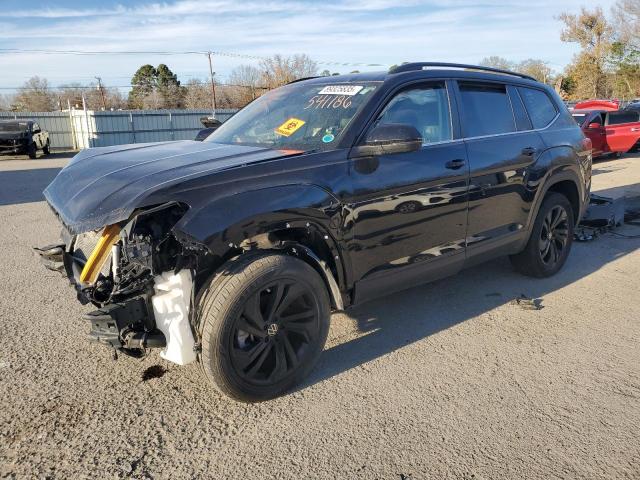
[40,63,591,402]
[0,120,50,158]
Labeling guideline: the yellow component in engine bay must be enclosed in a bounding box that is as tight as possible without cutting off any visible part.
[79,224,121,284]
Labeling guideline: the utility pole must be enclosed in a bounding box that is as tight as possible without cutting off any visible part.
[207,52,217,118]
[95,76,107,110]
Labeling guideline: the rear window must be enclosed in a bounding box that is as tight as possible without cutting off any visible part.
[0,122,28,132]
[608,111,640,125]
[458,82,516,137]
[518,87,557,129]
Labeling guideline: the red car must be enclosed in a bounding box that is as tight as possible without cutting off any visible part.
[572,108,640,158]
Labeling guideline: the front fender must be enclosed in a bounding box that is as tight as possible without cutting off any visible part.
[173,184,343,254]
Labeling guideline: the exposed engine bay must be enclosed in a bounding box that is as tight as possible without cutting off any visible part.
[36,202,199,364]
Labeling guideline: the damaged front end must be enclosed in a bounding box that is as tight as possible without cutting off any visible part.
[37,202,199,364]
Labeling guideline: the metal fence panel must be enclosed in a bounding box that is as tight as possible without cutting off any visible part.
[0,109,237,150]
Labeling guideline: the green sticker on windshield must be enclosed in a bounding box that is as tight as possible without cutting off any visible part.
[322,134,335,143]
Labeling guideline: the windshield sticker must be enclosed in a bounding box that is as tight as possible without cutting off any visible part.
[318,85,363,96]
[275,117,306,137]
[305,95,353,110]
[322,134,335,143]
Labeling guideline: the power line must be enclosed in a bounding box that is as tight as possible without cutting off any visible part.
[0,83,271,91]
[0,48,387,67]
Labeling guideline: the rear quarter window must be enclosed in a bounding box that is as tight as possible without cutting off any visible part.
[518,87,558,129]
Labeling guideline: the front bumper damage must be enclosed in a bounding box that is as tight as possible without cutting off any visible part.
[36,205,198,365]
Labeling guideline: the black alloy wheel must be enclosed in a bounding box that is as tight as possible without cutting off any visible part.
[229,279,321,385]
[539,205,570,267]
[198,253,330,402]
[510,192,575,278]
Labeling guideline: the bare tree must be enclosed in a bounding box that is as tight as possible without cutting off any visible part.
[0,94,15,111]
[516,59,554,83]
[184,79,211,109]
[13,76,55,112]
[479,56,514,71]
[227,65,264,107]
[613,0,640,50]
[259,54,318,89]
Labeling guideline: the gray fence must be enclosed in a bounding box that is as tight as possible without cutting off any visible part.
[0,111,73,150]
[0,109,237,150]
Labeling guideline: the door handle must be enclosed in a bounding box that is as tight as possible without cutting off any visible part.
[631,128,640,132]
[445,159,466,170]
[521,147,537,156]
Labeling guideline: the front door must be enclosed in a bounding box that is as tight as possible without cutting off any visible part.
[346,81,469,303]
[605,110,640,153]
[583,112,607,156]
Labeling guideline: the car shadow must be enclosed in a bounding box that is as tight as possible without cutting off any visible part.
[303,225,640,390]
[0,167,62,206]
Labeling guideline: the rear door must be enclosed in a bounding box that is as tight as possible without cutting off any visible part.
[348,80,469,303]
[455,81,547,260]
[605,110,640,153]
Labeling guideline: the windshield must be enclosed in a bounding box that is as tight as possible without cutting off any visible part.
[572,114,587,126]
[0,122,28,133]
[206,82,379,150]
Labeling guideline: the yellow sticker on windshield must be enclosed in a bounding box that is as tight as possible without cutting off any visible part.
[275,117,306,137]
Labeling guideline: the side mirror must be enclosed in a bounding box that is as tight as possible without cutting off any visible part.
[587,122,602,130]
[352,123,422,157]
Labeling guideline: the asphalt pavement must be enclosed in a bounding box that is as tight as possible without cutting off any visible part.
[1,151,639,479]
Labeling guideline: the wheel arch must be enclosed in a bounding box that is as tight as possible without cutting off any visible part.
[173,184,350,309]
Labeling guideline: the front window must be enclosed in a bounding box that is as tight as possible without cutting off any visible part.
[206,82,379,151]
[572,114,587,126]
[373,82,452,144]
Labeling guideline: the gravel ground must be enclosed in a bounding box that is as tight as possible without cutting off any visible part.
[1,151,639,479]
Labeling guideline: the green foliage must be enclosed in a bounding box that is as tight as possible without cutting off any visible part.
[128,64,183,109]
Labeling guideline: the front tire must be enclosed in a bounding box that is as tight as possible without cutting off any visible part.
[198,253,330,402]
[43,141,50,156]
[510,192,575,278]
[27,143,37,159]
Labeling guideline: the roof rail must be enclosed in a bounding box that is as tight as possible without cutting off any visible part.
[389,62,536,81]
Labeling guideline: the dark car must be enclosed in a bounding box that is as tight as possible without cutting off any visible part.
[0,120,50,158]
[194,116,223,141]
[39,63,591,402]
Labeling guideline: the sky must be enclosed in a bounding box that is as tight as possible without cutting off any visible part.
[0,0,620,92]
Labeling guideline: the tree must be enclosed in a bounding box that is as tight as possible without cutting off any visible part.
[183,79,211,109]
[259,54,318,89]
[128,64,183,109]
[613,0,640,51]
[13,76,55,111]
[516,59,554,83]
[479,56,514,71]
[608,41,640,98]
[0,94,14,111]
[559,7,613,98]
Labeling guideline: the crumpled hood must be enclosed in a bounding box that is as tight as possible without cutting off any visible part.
[44,140,297,234]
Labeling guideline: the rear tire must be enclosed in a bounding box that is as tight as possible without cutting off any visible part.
[198,253,330,402]
[43,141,50,156]
[510,192,575,278]
[27,143,37,159]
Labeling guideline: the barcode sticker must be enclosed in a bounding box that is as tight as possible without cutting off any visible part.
[318,85,364,96]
